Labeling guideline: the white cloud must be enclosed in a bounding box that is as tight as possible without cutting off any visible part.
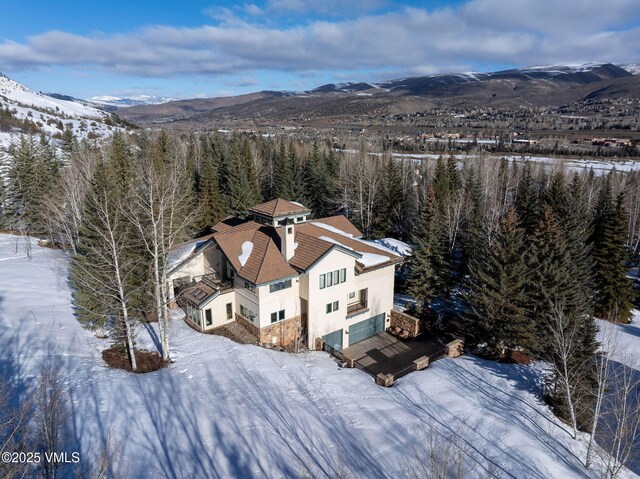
[0,1,638,80]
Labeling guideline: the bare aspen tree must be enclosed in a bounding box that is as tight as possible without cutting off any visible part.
[128,156,198,361]
[585,322,617,469]
[593,349,640,479]
[43,147,98,253]
[547,301,581,439]
[74,430,127,479]
[34,361,69,479]
[0,376,33,479]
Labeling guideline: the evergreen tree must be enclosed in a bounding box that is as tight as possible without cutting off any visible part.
[378,156,404,237]
[463,208,530,356]
[239,137,262,206]
[525,206,591,357]
[591,182,635,322]
[303,142,335,218]
[4,135,61,235]
[221,137,254,215]
[432,157,450,209]
[199,155,225,227]
[273,140,294,200]
[407,188,450,315]
[515,162,540,237]
[461,166,485,274]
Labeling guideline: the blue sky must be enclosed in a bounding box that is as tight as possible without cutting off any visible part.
[1,0,639,100]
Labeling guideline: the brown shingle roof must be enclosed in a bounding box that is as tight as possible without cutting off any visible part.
[249,198,311,218]
[210,208,398,282]
[214,226,297,284]
[288,232,335,271]
[212,217,261,234]
[311,215,362,238]
[295,221,401,272]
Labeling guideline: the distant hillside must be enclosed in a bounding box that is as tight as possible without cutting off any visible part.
[116,63,640,128]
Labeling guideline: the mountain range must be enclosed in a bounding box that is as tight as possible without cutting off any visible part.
[114,63,640,128]
[3,62,640,133]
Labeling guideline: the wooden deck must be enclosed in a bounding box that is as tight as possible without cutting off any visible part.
[341,332,446,378]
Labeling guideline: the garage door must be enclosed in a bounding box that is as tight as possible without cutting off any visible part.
[348,313,385,346]
[322,329,343,351]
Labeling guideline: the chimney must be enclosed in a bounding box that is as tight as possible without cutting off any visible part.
[280,217,296,261]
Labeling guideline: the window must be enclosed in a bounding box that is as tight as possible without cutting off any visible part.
[326,301,339,314]
[226,303,232,320]
[270,279,292,293]
[348,291,356,300]
[244,281,256,294]
[287,226,293,234]
[319,268,347,290]
[205,309,212,326]
[271,309,286,323]
[240,305,256,322]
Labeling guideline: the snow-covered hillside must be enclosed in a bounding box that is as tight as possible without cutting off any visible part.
[89,94,175,109]
[621,64,640,75]
[0,73,123,148]
[1,234,637,478]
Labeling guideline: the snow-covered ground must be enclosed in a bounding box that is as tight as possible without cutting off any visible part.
[0,234,637,478]
[338,149,640,176]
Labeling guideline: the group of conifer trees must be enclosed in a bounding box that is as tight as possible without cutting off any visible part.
[405,157,636,432]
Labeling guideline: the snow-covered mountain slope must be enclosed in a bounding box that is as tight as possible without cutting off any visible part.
[621,64,640,75]
[0,234,637,479]
[89,94,175,109]
[0,73,124,148]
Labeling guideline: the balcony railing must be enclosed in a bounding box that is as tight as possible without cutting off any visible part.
[347,301,368,316]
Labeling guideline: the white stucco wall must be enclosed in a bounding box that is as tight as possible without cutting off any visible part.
[303,249,355,349]
[302,248,396,349]
[234,276,260,326]
[256,277,301,328]
[201,289,235,330]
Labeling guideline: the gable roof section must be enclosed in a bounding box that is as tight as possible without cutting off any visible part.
[214,226,298,284]
[249,198,311,218]
[295,221,401,272]
[167,234,215,274]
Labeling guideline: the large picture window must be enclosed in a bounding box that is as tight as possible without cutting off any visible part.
[270,279,292,293]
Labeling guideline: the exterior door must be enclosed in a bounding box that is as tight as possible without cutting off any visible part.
[322,329,343,351]
[348,313,385,345]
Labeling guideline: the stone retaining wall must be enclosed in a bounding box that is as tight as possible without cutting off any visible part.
[390,309,422,337]
[259,315,303,347]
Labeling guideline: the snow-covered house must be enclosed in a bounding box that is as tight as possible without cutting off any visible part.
[167,199,402,350]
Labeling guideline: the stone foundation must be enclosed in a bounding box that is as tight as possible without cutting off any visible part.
[259,315,304,347]
[413,355,430,371]
[446,339,464,358]
[235,313,305,348]
[376,373,395,387]
[236,314,259,337]
[390,309,422,337]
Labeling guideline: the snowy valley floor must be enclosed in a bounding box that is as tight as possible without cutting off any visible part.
[0,234,638,479]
